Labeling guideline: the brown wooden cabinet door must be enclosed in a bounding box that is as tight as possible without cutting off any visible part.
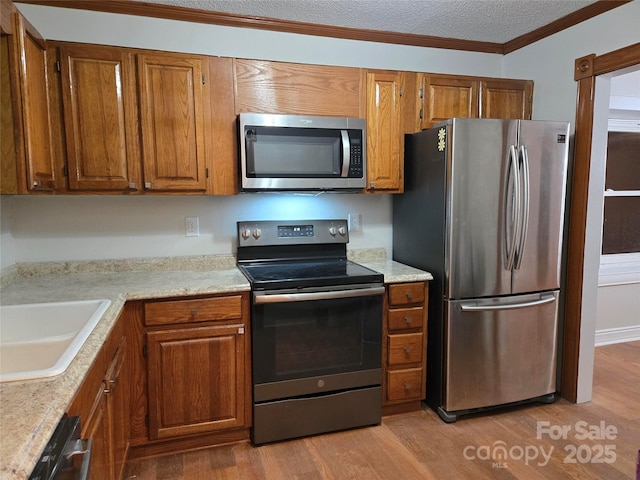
[83,384,113,480]
[421,74,478,129]
[234,59,362,117]
[1,34,18,194]
[147,324,245,440]
[59,44,140,191]
[480,78,533,119]
[13,12,55,192]
[106,336,130,480]
[138,53,208,192]
[366,70,403,192]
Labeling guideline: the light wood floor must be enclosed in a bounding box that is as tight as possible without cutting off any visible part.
[124,341,640,480]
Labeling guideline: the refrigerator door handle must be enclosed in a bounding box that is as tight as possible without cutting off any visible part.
[515,145,530,269]
[460,294,556,311]
[504,145,521,271]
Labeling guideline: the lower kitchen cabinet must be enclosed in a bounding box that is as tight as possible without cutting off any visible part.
[66,309,130,480]
[127,292,251,458]
[382,282,428,414]
[147,323,247,439]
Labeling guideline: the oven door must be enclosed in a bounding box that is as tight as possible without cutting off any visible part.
[251,286,384,403]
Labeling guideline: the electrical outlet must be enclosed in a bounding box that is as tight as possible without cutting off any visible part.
[185,216,199,237]
[348,213,361,232]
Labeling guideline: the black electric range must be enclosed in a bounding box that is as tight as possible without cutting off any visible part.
[236,219,384,445]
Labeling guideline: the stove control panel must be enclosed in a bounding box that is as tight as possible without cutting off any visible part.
[237,219,349,247]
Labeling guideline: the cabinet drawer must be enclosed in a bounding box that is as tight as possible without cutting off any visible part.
[388,307,424,331]
[388,333,423,365]
[388,283,425,306]
[387,368,423,402]
[145,295,243,326]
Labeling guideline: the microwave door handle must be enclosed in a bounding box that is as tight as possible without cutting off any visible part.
[340,130,351,177]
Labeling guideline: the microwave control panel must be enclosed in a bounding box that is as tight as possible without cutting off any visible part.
[348,135,363,178]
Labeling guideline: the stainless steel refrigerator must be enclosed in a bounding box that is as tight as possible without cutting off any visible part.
[393,118,569,422]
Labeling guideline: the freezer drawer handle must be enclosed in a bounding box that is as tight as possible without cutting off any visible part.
[460,295,555,311]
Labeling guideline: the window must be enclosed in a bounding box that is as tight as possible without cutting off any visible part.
[602,131,640,254]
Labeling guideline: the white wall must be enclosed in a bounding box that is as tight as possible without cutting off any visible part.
[3,3,506,266]
[503,1,640,403]
[0,196,16,269]
[503,1,640,126]
[10,194,391,262]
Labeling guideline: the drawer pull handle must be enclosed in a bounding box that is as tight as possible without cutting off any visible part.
[406,292,413,300]
[404,383,411,391]
[191,308,198,316]
[404,316,412,324]
[404,346,411,354]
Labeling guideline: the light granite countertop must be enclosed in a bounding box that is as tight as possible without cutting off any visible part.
[0,253,431,479]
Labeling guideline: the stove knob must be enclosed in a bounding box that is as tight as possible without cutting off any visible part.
[329,227,337,236]
[252,228,261,239]
[338,226,347,236]
[241,228,252,240]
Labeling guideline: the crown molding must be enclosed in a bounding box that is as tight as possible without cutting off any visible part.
[13,0,630,55]
[503,0,631,54]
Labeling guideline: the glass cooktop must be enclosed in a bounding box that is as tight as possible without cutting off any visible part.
[238,258,383,290]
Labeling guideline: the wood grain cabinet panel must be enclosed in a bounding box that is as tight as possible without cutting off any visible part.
[365,70,403,192]
[67,310,129,480]
[388,282,425,306]
[388,306,424,331]
[138,53,209,192]
[234,59,362,117]
[147,324,246,440]
[59,44,140,191]
[144,295,244,326]
[420,74,478,129]
[383,282,428,412]
[1,34,18,194]
[11,12,55,192]
[480,78,533,119]
[388,332,424,365]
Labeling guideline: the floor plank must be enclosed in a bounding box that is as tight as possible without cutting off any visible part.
[124,341,640,479]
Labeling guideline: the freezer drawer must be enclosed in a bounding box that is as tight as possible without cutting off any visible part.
[444,291,559,412]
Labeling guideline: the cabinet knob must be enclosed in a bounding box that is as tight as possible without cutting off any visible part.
[404,383,411,391]
[404,316,412,325]
[404,346,411,354]
[32,180,41,187]
[406,291,413,300]
[191,308,198,317]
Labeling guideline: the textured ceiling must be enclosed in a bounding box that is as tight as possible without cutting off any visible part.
[130,0,600,43]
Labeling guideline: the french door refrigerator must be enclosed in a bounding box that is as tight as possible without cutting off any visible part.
[393,118,569,422]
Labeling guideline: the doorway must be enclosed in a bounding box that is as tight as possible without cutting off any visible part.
[563,43,640,402]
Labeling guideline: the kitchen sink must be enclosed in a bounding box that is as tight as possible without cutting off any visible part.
[0,299,111,382]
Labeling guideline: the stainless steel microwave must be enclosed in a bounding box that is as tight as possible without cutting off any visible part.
[239,113,366,191]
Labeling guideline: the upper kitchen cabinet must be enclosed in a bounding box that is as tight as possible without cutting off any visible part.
[0,11,55,194]
[365,70,405,193]
[233,59,362,117]
[479,78,533,119]
[138,52,209,192]
[57,44,141,192]
[419,74,479,129]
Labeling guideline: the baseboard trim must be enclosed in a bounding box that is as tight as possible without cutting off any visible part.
[595,325,640,346]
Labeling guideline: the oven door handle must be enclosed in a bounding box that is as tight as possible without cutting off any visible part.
[254,286,386,304]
